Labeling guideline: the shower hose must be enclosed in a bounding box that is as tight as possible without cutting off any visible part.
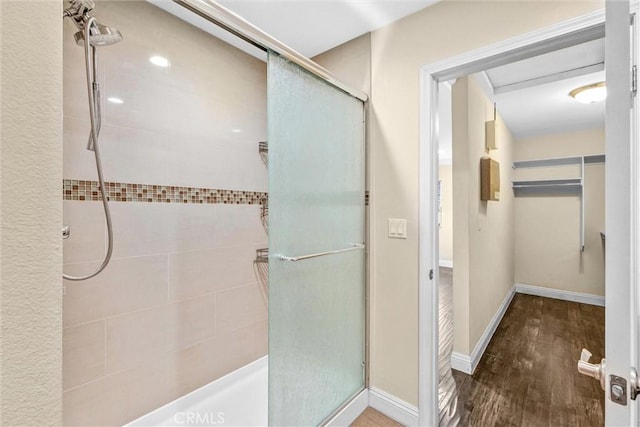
[63,17,114,281]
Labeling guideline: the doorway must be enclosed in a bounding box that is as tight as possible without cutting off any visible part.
[419,5,638,426]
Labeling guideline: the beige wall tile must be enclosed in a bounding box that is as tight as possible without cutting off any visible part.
[63,117,98,181]
[98,124,169,185]
[253,319,268,359]
[212,327,256,379]
[63,201,106,264]
[167,294,217,352]
[168,245,259,301]
[167,341,218,400]
[167,326,255,400]
[109,203,170,259]
[63,254,168,327]
[106,294,215,374]
[213,205,268,249]
[216,283,267,335]
[63,321,106,391]
[106,305,167,375]
[165,204,219,253]
[63,358,168,426]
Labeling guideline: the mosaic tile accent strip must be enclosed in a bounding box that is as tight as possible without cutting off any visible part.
[63,179,268,205]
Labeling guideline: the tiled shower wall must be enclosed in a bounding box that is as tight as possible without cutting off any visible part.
[62,2,267,425]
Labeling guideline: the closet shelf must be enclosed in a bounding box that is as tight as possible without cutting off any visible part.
[511,154,605,252]
[513,154,605,169]
[512,178,582,194]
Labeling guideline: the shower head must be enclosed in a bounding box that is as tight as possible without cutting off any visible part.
[64,0,123,47]
[74,24,123,47]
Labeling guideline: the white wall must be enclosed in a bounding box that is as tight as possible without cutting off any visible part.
[514,128,605,296]
[0,1,63,424]
[368,0,603,405]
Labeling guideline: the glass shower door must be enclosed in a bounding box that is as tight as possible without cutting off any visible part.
[268,52,366,426]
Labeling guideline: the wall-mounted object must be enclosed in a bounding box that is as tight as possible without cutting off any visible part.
[388,218,407,239]
[485,103,498,151]
[480,157,500,201]
[258,141,268,166]
[511,154,606,252]
[260,197,268,234]
[253,248,268,305]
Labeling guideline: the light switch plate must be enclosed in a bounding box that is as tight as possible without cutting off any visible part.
[388,218,407,239]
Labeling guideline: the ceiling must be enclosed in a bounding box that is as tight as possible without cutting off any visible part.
[439,38,605,164]
[473,38,606,140]
[149,0,439,60]
[219,0,439,58]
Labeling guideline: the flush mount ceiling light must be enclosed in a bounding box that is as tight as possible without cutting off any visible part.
[149,55,170,67]
[569,82,606,104]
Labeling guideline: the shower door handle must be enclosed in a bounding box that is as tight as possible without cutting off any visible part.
[276,243,364,262]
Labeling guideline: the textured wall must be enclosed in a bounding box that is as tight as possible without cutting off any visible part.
[0,1,63,425]
[514,128,605,296]
[62,2,267,425]
[368,0,603,405]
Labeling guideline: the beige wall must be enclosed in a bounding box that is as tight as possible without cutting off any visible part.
[439,165,453,265]
[451,76,515,355]
[368,0,603,405]
[62,2,267,425]
[514,128,605,296]
[313,33,371,96]
[0,1,63,425]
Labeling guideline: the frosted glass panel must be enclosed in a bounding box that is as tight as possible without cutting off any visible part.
[268,52,365,426]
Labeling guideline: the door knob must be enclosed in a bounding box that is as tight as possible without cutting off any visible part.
[577,348,606,390]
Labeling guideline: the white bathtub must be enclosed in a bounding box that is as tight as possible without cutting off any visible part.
[126,355,369,427]
[126,357,268,427]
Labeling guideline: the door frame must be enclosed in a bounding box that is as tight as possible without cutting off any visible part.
[418,7,638,425]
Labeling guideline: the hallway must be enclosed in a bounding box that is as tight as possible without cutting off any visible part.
[453,294,605,426]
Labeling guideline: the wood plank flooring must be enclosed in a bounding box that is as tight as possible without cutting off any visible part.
[453,294,605,426]
[351,407,402,427]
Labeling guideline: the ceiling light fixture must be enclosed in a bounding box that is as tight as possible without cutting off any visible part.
[149,55,170,67]
[569,82,606,104]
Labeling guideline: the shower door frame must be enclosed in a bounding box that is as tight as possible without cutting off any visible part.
[418,8,630,426]
[170,0,371,424]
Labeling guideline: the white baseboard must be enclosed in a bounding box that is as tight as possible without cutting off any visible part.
[326,389,369,426]
[450,352,472,374]
[439,260,453,268]
[515,283,604,306]
[368,387,420,427]
[451,285,515,376]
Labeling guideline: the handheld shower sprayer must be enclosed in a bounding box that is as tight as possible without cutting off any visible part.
[64,0,123,47]
[62,2,122,281]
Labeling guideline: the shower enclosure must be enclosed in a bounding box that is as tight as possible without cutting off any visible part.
[62,0,367,425]
[268,52,366,425]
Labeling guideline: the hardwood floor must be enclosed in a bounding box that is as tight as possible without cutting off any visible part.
[453,294,605,427]
[350,407,402,427]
